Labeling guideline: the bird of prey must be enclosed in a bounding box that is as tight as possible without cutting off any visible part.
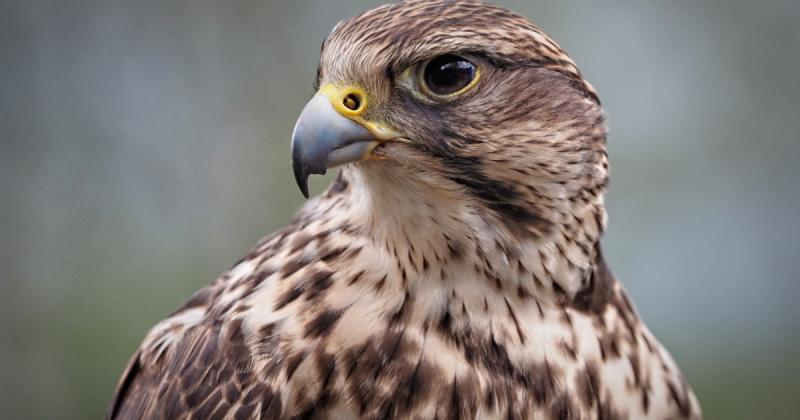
[107,1,701,419]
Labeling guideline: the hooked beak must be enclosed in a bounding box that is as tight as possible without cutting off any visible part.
[290,84,403,198]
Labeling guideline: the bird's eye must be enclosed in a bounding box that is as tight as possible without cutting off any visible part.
[420,55,478,98]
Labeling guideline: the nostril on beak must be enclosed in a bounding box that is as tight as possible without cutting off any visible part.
[342,93,362,112]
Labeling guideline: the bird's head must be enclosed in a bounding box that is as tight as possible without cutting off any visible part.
[292,0,608,241]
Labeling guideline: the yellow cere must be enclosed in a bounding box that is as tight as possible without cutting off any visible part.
[318,83,405,142]
[319,83,367,117]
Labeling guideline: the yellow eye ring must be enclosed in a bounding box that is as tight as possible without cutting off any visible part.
[417,54,481,100]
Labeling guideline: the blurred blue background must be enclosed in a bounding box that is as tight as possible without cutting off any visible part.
[2,0,798,418]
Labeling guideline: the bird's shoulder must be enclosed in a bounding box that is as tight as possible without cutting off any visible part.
[106,209,702,419]
[105,219,318,420]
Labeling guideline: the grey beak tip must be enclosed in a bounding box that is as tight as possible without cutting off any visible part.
[290,93,374,199]
[292,166,328,199]
[293,168,310,199]
[292,152,319,199]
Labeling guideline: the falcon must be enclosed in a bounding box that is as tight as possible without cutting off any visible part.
[107,1,701,419]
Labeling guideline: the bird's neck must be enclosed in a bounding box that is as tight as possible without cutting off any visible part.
[326,165,607,306]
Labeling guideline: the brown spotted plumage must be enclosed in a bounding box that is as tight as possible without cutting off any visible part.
[107,1,701,419]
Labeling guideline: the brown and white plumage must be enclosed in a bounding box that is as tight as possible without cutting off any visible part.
[107,1,701,419]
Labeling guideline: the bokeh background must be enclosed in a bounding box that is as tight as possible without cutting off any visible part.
[2,0,799,418]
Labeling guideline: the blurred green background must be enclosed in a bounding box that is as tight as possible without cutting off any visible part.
[2,0,799,418]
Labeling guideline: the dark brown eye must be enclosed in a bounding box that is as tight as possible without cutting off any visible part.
[422,55,477,96]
